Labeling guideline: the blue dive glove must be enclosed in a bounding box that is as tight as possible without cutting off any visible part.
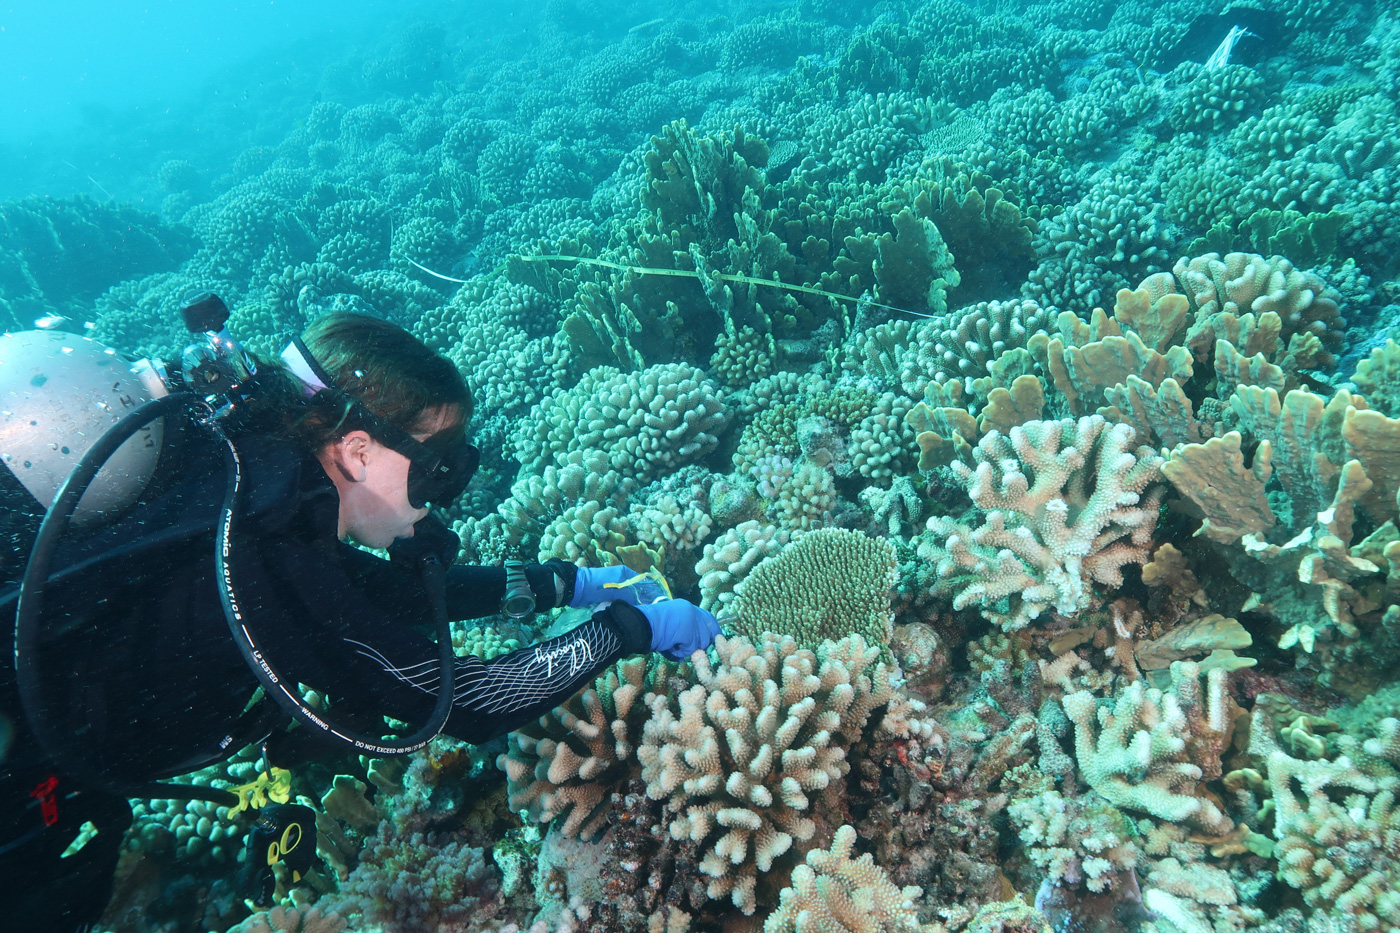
[638,599,722,661]
[571,564,666,608]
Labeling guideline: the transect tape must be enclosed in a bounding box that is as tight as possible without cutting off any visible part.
[397,251,934,319]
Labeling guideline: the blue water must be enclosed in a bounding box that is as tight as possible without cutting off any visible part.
[1,2,385,134]
[0,0,535,203]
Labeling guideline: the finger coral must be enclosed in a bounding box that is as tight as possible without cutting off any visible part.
[762,825,925,933]
[637,633,892,915]
[496,656,672,839]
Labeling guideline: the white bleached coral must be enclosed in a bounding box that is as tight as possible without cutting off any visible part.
[750,455,837,531]
[1061,662,1238,835]
[489,450,636,564]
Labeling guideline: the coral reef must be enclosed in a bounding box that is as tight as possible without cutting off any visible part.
[637,633,892,915]
[14,0,1400,931]
[763,825,925,933]
[917,416,1165,630]
[728,527,898,650]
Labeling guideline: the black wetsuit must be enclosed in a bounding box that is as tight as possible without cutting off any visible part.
[0,424,650,928]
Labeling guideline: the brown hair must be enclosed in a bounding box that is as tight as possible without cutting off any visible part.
[233,312,472,451]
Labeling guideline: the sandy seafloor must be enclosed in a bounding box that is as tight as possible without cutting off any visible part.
[5,0,1400,930]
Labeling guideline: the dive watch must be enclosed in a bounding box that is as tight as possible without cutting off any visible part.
[502,559,534,618]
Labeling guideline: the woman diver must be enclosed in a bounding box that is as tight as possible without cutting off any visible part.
[0,302,720,929]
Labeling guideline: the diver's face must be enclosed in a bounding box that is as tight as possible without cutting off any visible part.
[317,407,459,549]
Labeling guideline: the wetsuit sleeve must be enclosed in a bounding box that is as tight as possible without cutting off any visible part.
[335,543,562,620]
[339,602,652,744]
[257,516,649,746]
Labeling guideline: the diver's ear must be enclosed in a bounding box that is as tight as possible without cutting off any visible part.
[328,430,374,483]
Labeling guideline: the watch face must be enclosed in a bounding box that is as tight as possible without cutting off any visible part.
[503,593,534,618]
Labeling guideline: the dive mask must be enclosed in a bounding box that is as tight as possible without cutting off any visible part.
[364,414,479,509]
[280,337,479,508]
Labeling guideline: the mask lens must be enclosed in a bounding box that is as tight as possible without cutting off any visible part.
[406,435,479,509]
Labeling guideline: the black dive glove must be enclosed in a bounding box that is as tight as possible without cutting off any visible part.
[388,513,461,568]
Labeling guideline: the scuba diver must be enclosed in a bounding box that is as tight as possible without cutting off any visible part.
[0,296,721,929]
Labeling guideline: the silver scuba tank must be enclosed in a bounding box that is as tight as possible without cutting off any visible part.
[0,330,168,527]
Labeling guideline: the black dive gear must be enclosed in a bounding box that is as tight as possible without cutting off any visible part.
[246,802,318,907]
[15,393,239,806]
[502,559,534,618]
[13,304,460,806]
[286,335,480,508]
[179,291,258,413]
[387,512,462,568]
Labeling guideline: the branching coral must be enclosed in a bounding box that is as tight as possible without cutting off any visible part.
[917,416,1165,630]
[762,825,925,933]
[1060,662,1237,834]
[490,450,636,564]
[1242,704,1400,928]
[637,633,892,915]
[1163,386,1400,668]
[696,521,793,615]
[1007,788,1140,894]
[497,656,673,839]
[1174,251,1346,370]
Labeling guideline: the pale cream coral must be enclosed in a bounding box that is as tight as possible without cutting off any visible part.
[516,362,730,483]
[1173,251,1345,367]
[497,656,668,839]
[1247,713,1400,929]
[918,416,1165,630]
[495,450,637,561]
[1061,662,1236,834]
[696,521,792,614]
[762,825,924,933]
[637,633,893,915]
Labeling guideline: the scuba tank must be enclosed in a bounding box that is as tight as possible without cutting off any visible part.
[0,329,170,528]
[0,292,259,530]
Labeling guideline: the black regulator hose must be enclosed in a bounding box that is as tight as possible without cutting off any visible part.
[15,393,236,804]
[16,393,457,805]
[212,415,456,756]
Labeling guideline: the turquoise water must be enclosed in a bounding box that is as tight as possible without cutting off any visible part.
[4,0,1400,930]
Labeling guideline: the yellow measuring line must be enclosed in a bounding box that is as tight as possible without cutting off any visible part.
[396,248,934,319]
[520,254,935,318]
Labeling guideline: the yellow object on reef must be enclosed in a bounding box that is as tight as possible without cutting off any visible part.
[226,767,293,816]
[603,568,673,604]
